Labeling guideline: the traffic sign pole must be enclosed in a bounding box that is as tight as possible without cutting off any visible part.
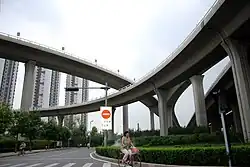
[65,82,110,147]
[104,82,108,147]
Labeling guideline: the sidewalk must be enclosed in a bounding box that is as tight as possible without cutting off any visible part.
[90,151,222,167]
[0,147,68,158]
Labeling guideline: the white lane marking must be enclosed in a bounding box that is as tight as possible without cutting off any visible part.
[103,163,111,167]
[8,164,27,167]
[24,163,43,167]
[0,164,10,167]
[50,150,78,157]
[43,163,59,167]
[89,152,119,166]
[61,163,75,167]
[82,163,93,167]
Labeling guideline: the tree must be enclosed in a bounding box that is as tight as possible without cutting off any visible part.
[79,124,86,137]
[91,126,98,136]
[9,111,26,152]
[59,126,71,142]
[0,103,13,135]
[71,124,87,146]
[41,121,59,142]
[22,112,42,150]
[9,111,24,139]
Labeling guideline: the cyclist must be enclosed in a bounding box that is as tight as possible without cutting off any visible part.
[121,131,134,164]
[87,143,90,149]
[19,142,26,156]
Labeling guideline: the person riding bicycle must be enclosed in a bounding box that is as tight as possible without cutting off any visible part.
[19,142,26,155]
[87,143,90,149]
[121,131,134,164]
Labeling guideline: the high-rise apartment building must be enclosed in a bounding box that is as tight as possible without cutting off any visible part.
[64,75,89,128]
[32,67,60,117]
[0,58,19,107]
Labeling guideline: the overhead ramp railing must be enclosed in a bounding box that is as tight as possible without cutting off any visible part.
[0,31,133,82]
[79,0,222,103]
[136,0,221,82]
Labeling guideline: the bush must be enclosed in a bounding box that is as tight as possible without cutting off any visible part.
[132,133,241,147]
[90,135,103,147]
[129,127,210,137]
[96,145,250,166]
[0,139,54,153]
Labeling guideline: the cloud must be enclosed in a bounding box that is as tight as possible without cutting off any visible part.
[0,0,227,133]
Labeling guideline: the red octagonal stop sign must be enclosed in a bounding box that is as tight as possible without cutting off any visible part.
[102,109,111,119]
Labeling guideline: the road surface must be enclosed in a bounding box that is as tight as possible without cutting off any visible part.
[0,148,113,167]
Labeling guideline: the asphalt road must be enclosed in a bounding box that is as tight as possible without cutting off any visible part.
[0,148,113,167]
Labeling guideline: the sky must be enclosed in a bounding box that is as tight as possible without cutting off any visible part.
[0,0,230,134]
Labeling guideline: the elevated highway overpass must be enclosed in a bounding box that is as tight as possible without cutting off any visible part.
[38,0,250,139]
[0,28,179,127]
[187,62,242,134]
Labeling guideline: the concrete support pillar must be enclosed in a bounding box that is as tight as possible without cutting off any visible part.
[222,38,250,141]
[150,110,155,130]
[231,103,243,134]
[172,112,180,127]
[57,115,64,127]
[190,75,207,127]
[69,115,74,129]
[48,116,56,123]
[123,105,128,133]
[21,60,36,111]
[155,89,168,136]
[167,105,173,128]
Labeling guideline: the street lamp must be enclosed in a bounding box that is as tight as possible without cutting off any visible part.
[65,82,110,146]
[212,89,232,167]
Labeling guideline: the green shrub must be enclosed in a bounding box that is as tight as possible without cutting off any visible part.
[90,135,103,147]
[129,127,210,137]
[0,139,54,153]
[132,133,241,147]
[96,145,250,166]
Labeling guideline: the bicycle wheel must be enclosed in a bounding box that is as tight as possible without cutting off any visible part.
[118,153,129,167]
[132,154,141,167]
[118,153,124,167]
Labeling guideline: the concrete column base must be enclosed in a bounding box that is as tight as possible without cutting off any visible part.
[155,89,168,136]
[222,38,250,141]
[167,105,173,128]
[190,75,207,127]
[150,110,155,130]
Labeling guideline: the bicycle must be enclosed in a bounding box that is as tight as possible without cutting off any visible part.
[117,151,141,167]
[18,148,25,156]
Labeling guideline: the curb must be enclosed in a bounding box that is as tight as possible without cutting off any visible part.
[90,151,221,167]
[0,148,68,158]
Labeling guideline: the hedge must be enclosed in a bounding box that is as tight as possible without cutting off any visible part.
[0,138,55,153]
[129,127,210,137]
[132,133,242,147]
[96,146,250,166]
